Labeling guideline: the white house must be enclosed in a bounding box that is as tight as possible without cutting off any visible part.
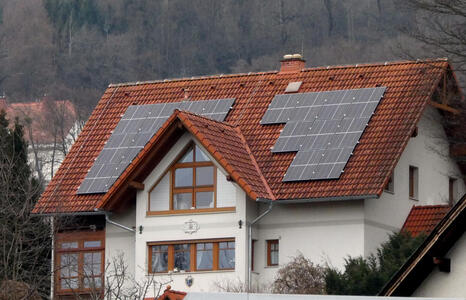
[33,56,466,299]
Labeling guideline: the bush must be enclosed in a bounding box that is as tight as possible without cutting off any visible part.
[325,231,425,295]
[272,254,326,294]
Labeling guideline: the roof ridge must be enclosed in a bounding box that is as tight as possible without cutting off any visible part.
[176,109,237,128]
[108,58,449,88]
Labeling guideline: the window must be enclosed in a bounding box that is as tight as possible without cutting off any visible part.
[384,172,394,193]
[148,239,235,273]
[251,240,257,271]
[409,166,418,200]
[267,240,279,266]
[148,142,235,214]
[172,144,216,210]
[55,231,104,296]
[449,177,457,205]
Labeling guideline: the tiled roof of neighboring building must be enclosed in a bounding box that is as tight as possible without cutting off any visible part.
[2,99,77,145]
[402,204,451,237]
[144,285,186,300]
[33,58,455,213]
[380,194,465,296]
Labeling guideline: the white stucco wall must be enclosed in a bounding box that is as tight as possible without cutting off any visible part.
[131,133,248,295]
[252,200,365,284]
[363,106,466,256]
[412,233,466,298]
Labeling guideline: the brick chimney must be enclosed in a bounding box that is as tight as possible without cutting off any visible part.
[280,54,306,73]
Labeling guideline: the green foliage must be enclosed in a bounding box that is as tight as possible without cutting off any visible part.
[325,231,425,295]
[0,110,50,297]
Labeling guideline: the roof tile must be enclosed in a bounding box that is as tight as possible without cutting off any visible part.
[34,59,449,213]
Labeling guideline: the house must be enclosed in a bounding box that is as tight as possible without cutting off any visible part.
[380,194,466,297]
[0,98,80,183]
[33,55,466,299]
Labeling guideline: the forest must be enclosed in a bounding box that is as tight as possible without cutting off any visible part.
[0,0,462,118]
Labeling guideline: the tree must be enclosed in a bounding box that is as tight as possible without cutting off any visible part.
[325,231,425,295]
[0,110,51,297]
[272,253,326,294]
[401,0,466,79]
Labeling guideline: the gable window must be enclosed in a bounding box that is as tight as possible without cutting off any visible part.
[148,239,235,273]
[409,166,418,200]
[55,231,104,297]
[172,144,215,210]
[148,143,236,215]
[267,240,279,266]
[384,172,394,193]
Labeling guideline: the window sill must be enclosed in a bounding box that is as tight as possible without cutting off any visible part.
[148,269,235,276]
[409,197,419,201]
[146,207,235,216]
[383,190,394,195]
[264,265,279,269]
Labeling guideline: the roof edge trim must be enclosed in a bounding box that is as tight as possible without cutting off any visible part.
[257,194,379,204]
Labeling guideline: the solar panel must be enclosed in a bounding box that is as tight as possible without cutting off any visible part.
[260,87,386,182]
[77,98,235,194]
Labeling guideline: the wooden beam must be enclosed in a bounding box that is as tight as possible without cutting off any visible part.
[450,144,466,157]
[128,181,144,190]
[429,101,460,114]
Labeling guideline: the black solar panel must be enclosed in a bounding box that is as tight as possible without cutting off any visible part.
[77,98,235,194]
[260,87,386,182]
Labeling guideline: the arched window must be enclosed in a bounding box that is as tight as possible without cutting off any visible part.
[171,144,216,210]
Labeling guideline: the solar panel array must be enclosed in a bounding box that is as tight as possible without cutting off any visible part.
[77,98,235,194]
[260,87,386,182]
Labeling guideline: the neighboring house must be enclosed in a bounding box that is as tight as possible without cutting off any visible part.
[33,55,466,299]
[0,98,80,184]
[380,194,466,297]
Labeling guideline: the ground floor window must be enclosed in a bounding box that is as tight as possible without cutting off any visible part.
[55,231,104,297]
[148,239,235,273]
[267,239,279,266]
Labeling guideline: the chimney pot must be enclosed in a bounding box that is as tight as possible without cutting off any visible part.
[280,53,306,73]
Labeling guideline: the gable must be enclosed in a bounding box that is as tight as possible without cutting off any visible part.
[33,59,456,213]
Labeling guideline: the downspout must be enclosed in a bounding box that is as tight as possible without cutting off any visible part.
[248,200,274,291]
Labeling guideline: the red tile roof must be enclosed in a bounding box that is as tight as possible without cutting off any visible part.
[99,110,274,209]
[144,285,186,300]
[401,204,451,237]
[3,99,77,145]
[33,59,453,213]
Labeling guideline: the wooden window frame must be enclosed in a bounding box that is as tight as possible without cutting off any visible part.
[147,142,235,215]
[55,231,105,297]
[147,238,234,274]
[409,166,419,200]
[266,240,279,267]
[384,172,394,193]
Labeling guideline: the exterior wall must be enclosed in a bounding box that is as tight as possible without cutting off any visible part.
[105,203,136,284]
[130,133,248,295]
[252,200,365,284]
[364,106,466,256]
[412,233,466,298]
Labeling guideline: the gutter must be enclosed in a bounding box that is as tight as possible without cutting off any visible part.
[248,200,274,291]
[256,194,379,204]
[101,210,136,233]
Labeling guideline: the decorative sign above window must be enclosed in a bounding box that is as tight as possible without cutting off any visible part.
[77,98,235,194]
[261,87,386,182]
[182,219,200,234]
